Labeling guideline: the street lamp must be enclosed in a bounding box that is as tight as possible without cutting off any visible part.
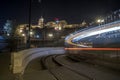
[48,33,53,38]
[58,26,62,30]
[97,19,104,23]
[22,33,25,37]
[30,31,33,35]
[26,0,32,48]
[97,19,105,37]
[19,29,23,33]
[7,33,10,36]
[27,0,42,48]
[97,19,105,27]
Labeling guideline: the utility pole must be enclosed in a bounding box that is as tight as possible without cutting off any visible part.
[27,0,32,48]
[27,0,43,48]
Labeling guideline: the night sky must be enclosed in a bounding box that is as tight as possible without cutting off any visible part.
[0,0,120,26]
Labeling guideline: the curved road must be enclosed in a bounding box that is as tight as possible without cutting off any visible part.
[23,52,120,80]
[0,48,120,80]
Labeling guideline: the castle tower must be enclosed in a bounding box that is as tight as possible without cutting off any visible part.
[38,16,44,28]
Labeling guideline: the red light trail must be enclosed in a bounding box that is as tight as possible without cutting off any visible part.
[65,48,120,51]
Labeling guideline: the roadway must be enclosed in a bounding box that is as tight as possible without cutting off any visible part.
[0,52,14,80]
[22,48,120,80]
[0,47,120,80]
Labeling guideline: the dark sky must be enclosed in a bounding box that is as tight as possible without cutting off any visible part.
[0,0,120,26]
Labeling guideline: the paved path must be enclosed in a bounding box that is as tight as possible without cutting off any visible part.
[0,52,14,80]
[23,54,120,80]
[1,48,120,80]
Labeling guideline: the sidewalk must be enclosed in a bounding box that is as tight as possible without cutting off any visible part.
[0,52,14,80]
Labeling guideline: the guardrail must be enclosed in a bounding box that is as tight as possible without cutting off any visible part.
[11,47,65,74]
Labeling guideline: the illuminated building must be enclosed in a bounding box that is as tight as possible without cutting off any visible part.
[38,16,44,28]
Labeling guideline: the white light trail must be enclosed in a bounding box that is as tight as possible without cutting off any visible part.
[73,26,120,41]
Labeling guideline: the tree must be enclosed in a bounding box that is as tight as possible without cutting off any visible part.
[3,20,18,51]
[3,20,17,37]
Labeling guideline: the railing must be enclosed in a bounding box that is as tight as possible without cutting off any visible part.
[11,47,65,74]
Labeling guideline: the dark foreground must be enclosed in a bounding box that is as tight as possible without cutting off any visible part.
[0,52,120,80]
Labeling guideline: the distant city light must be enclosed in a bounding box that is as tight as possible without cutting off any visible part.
[59,27,62,30]
[54,26,62,30]
[54,27,59,30]
[22,33,25,36]
[54,18,59,24]
[7,33,10,36]
[36,35,40,38]
[97,19,104,23]
[54,27,58,30]
[48,33,53,37]
[56,20,59,23]
[97,19,101,23]
[30,31,33,35]
[19,29,23,33]
[101,19,104,22]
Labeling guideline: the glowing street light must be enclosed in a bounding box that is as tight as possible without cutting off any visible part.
[22,33,25,37]
[30,31,33,35]
[54,26,62,31]
[97,19,101,23]
[97,19,105,27]
[97,19,104,23]
[97,19,105,36]
[19,29,23,33]
[36,35,40,38]
[101,19,104,23]
[7,33,10,36]
[59,27,62,30]
[26,0,43,48]
[48,33,53,38]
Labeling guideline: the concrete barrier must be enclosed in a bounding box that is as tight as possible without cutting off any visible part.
[11,47,65,74]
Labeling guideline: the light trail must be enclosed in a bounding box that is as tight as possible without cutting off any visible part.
[65,48,120,51]
[73,26,120,41]
[65,20,120,47]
